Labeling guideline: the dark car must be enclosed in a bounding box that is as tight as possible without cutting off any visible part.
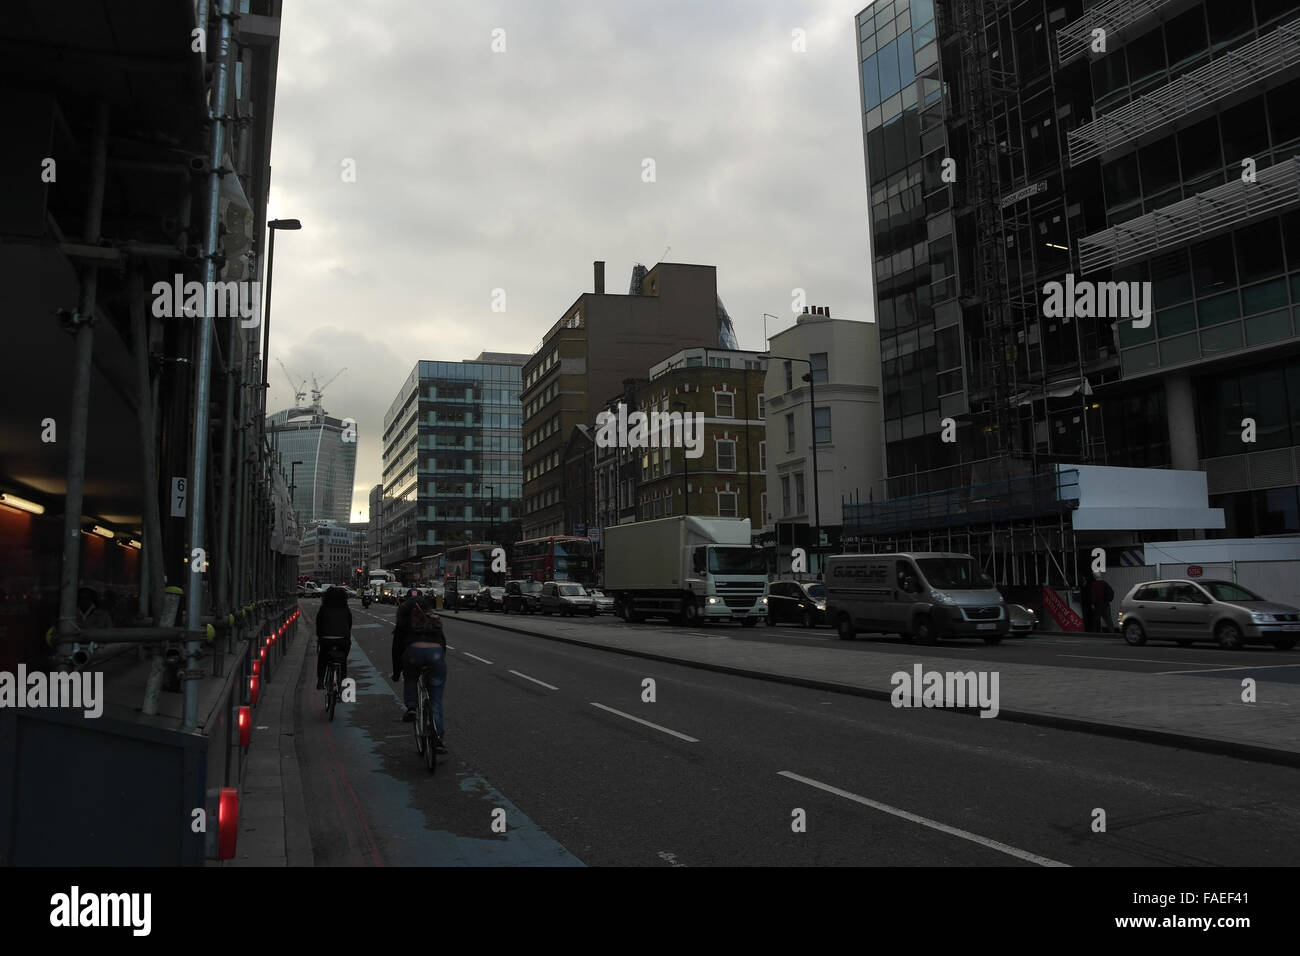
[496,580,538,616]
[476,586,505,611]
[503,579,542,614]
[765,580,826,628]
[446,579,480,609]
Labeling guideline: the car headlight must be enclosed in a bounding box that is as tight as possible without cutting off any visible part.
[1250,612,1270,623]
[816,602,826,611]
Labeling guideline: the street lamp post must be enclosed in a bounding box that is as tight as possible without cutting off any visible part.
[289,460,303,524]
[672,400,688,516]
[260,218,301,431]
[766,354,821,568]
[484,484,495,544]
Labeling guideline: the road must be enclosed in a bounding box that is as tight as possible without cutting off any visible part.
[291,601,1300,866]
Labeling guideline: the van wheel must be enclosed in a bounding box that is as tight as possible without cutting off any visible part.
[982,634,1003,645]
[913,615,936,646]
[1123,620,1147,646]
[1215,621,1243,650]
[836,614,855,641]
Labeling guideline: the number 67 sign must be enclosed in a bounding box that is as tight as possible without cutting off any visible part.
[171,477,188,517]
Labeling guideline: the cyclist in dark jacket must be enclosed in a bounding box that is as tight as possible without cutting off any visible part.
[391,589,447,750]
[315,587,353,689]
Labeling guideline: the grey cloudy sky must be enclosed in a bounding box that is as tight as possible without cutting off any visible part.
[263,0,876,521]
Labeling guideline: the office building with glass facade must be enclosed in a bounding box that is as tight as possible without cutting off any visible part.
[267,405,359,526]
[855,0,1300,545]
[380,352,525,573]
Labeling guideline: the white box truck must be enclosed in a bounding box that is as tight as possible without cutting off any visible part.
[604,516,770,626]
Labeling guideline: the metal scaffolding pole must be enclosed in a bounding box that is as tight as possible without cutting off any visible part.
[183,0,235,731]
[57,100,109,643]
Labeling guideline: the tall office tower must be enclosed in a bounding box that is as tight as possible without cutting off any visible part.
[266,402,359,525]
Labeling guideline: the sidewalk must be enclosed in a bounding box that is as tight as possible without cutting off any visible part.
[226,617,313,866]
[463,614,1300,768]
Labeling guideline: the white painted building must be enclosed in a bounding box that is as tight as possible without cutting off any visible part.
[764,307,884,544]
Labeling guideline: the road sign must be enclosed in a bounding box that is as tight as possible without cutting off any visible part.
[1187,565,1202,577]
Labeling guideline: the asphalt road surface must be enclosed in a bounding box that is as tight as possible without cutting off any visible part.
[292,600,1300,866]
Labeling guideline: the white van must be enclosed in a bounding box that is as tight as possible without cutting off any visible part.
[825,552,1008,645]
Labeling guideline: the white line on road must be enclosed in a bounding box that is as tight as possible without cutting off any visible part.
[590,702,699,742]
[464,652,494,665]
[778,771,1069,867]
[509,669,559,691]
[1059,654,1221,666]
[352,624,382,629]
[1156,662,1300,676]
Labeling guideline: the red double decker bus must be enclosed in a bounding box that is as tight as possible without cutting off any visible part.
[511,536,595,584]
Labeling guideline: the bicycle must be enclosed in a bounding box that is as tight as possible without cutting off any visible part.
[412,664,443,773]
[322,644,347,722]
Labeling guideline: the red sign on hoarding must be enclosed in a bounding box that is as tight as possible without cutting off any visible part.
[1187,565,1203,577]
[1041,585,1083,632]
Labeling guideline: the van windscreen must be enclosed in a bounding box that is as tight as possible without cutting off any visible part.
[916,558,992,590]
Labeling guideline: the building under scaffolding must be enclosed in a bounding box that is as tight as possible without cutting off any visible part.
[854,0,1300,593]
[0,0,295,865]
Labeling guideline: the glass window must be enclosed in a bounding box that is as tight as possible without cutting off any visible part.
[794,473,805,514]
[814,407,831,444]
[878,39,901,102]
[1201,322,1243,354]
[1191,235,1237,296]
[1254,486,1300,534]
[862,54,881,111]
[786,413,795,451]
[913,0,934,27]
[897,30,915,88]
[1237,220,1285,285]
[1240,367,1290,449]
[1151,250,1193,307]
[1102,154,1141,211]
[1159,333,1199,367]
[1197,291,1240,326]
[781,475,790,516]
[1242,278,1288,315]
[716,440,736,471]
[1164,6,1207,69]
[1156,304,1197,338]
[717,492,738,519]
[810,352,829,384]
[715,392,735,418]
[784,361,793,391]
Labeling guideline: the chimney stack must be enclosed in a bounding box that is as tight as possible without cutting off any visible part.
[594,261,605,294]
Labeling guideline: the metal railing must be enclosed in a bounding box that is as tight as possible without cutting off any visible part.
[1067,18,1300,165]
[842,468,1079,536]
[1056,0,1191,65]
[1078,154,1300,272]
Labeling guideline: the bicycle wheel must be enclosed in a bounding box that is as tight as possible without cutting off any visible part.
[326,665,338,722]
[424,696,437,773]
[413,681,427,755]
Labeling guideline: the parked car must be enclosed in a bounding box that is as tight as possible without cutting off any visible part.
[1117,579,1300,649]
[586,587,616,614]
[1006,603,1038,636]
[765,580,826,627]
[476,586,505,611]
[540,581,597,616]
[503,579,542,614]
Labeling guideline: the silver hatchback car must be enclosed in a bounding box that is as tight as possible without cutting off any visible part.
[1117,579,1300,650]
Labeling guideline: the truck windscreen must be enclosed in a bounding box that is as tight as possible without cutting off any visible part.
[709,547,767,574]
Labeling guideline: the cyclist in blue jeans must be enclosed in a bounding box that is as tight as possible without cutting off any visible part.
[391,589,447,753]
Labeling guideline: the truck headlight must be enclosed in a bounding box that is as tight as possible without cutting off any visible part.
[707,596,721,605]
[1250,612,1270,623]
[760,596,768,605]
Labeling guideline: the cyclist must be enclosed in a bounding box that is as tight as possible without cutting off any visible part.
[315,586,353,689]
[391,588,447,752]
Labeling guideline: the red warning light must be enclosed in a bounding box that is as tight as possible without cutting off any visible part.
[218,788,239,860]
[238,705,251,747]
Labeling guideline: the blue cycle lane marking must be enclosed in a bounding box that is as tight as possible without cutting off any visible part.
[322,633,584,866]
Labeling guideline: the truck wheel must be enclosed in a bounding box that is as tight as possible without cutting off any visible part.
[682,601,698,625]
[836,614,855,641]
[741,618,757,627]
[913,615,937,645]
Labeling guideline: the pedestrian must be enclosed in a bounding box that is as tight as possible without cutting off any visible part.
[1092,574,1115,633]
[1078,570,1095,631]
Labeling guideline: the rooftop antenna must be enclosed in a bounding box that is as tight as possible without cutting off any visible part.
[656,245,671,265]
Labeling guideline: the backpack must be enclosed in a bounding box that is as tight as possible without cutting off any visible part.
[409,599,440,638]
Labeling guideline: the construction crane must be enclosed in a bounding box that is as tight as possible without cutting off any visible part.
[310,367,346,408]
[277,358,307,406]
